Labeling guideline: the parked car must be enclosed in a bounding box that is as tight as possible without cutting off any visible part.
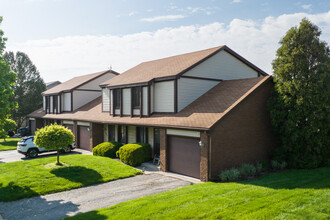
[17,126,30,137]
[17,136,76,158]
[7,130,14,137]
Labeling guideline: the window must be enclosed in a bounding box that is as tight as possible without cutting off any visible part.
[46,96,50,113]
[108,125,115,141]
[114,89,121,109]
[53,95,57,113]
[132,87,141,109]
[136,127,147,143]
[118,125,127,144]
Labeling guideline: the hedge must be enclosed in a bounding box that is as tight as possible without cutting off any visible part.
[116,143,151,167]
[93,141,123,158]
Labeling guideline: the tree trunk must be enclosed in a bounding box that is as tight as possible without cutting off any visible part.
[56,150,60,165]
[16,118,23,130]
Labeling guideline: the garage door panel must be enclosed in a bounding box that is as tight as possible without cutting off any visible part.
[79,126,90,151]
[168,136,200,178]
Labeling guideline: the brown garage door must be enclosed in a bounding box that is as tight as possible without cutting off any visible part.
[78,126,90,151]
[168,135,200,178]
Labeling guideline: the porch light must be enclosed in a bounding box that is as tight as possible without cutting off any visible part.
[199,141,205,148]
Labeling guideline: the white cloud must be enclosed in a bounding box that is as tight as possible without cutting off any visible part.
[232,0,242,3]
[6,11,330,82]
[302,4,312,10]
[128,11,137,16]
[187,7,200,14]
[169,5,214,16]
[140,14,185,22]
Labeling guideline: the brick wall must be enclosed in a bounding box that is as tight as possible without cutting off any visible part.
[73,121,78,145]
[200,132,209,181]
[160,128,167,172]
[209,79,277,179]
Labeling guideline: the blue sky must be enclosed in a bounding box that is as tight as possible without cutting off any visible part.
[0,0,329,82]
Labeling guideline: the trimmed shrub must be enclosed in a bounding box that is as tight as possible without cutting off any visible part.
[261,160,269,172]
[239,163,256,179]
[117,143,152,167]
[93,141,123,158]
[219,169,240,182]
[135,142,152,161]
[271,160,287,171]
[256,162,263,175]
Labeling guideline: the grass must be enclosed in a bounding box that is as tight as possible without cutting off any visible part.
[0,138,21,151]
[68,167,330,220]
[0,155,141,202]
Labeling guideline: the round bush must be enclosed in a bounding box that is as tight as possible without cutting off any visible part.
[93,141,123,158]
[116,143,151,167]
[239,163,256,179]
[219,168,240,182]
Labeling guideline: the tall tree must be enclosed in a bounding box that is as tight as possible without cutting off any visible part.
[269,18,330,168]
[0,17,17,127]
[4,51,46,128]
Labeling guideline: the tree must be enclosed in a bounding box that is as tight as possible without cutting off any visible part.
[34,124,74,165]
[0,119,17,141]
[0,17,17,134]
[4,51,46,129]
[268,18,330,168]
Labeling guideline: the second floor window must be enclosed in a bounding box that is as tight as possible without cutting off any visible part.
[114,89,120,109]
[132,87,141,109]
[46,96,50,112]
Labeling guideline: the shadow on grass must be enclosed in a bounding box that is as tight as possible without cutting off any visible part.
[51,166,103,185]
[21,150,83,161]
[0,182,80,219]
[0,139,19,147]
[240,167,330,190]
[0,182,38,202]
[67,210,108,220]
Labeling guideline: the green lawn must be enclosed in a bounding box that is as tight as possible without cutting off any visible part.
[68,167,330,220]
[0,155,141,202]
[0,138,21,151]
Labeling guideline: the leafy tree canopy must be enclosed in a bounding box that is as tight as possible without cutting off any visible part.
[0,119,17,141]
[4,51,46,129]
[0,16,17,132]
[34,124,74,165]
[269,18,330,168]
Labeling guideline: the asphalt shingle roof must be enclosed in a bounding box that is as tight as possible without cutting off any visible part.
[100,45,267,88]
[29,76,271,130]
[43,70,118,95]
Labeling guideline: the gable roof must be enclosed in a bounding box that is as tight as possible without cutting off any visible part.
[29,76,272,130]
[43,70,119,95]
[100,45,268,88]
[46,81,61,90]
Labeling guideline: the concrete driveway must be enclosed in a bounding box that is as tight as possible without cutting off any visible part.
[0,173,192,220]
[0,149,92,163]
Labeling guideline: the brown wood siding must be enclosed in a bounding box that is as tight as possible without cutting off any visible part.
[168,135,200,178]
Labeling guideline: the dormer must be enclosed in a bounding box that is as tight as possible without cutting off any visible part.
[100,46,267,117]
[42,70,119,114]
